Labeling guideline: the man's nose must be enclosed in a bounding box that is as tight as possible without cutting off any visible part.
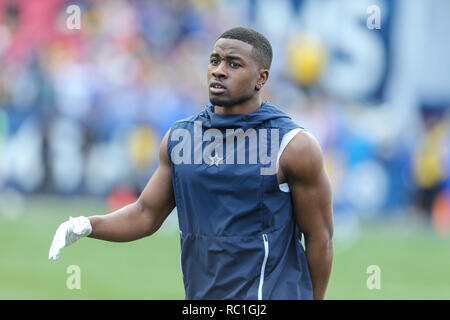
[211,61,227,78]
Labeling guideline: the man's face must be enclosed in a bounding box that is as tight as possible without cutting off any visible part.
[207,38,262,108]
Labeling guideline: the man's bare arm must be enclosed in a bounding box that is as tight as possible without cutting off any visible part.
[279,130,334,300]
[88,130,176,242]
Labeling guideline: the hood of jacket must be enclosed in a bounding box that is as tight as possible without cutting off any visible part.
[200,101,292,130]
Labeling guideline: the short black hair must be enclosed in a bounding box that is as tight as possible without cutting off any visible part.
[217,27,273,70]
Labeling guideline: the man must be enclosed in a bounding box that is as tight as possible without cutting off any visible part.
[49,27,333,300]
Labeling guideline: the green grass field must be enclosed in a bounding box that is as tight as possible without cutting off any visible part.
[0,196,449,300]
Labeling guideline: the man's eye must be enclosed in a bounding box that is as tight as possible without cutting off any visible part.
[229,62,240,68]
[210,59,220,65]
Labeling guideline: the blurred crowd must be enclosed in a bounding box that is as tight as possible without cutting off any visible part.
[0,0,449,232]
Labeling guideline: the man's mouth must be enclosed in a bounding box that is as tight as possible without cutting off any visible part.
[209,81,227,94]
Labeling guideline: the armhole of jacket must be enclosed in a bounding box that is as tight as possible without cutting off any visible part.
[276,128,305,193]
[166,127,173,165]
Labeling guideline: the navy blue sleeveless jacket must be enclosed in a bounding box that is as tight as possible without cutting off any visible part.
[167,101,313,299]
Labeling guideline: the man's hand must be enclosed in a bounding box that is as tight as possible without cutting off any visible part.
[48,216,92,260]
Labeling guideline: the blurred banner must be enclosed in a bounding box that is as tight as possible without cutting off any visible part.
[0,0,448,231]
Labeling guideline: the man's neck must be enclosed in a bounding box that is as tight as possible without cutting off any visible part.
[214,96,262,115]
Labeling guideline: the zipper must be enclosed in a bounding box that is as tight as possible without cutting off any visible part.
[258,233,269,300]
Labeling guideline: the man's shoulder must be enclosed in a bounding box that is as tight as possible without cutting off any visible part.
[170,106,209,128]
[261,101,303,131]
[280,130,324,180]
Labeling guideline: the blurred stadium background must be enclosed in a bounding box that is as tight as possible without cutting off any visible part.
[0,0,449,299]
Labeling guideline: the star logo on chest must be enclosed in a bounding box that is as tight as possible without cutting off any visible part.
[208,154,223,167]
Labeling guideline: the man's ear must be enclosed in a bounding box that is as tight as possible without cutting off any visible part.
[255,69,269,91]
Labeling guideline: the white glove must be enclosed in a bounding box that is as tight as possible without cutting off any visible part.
[48,216,92,260]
